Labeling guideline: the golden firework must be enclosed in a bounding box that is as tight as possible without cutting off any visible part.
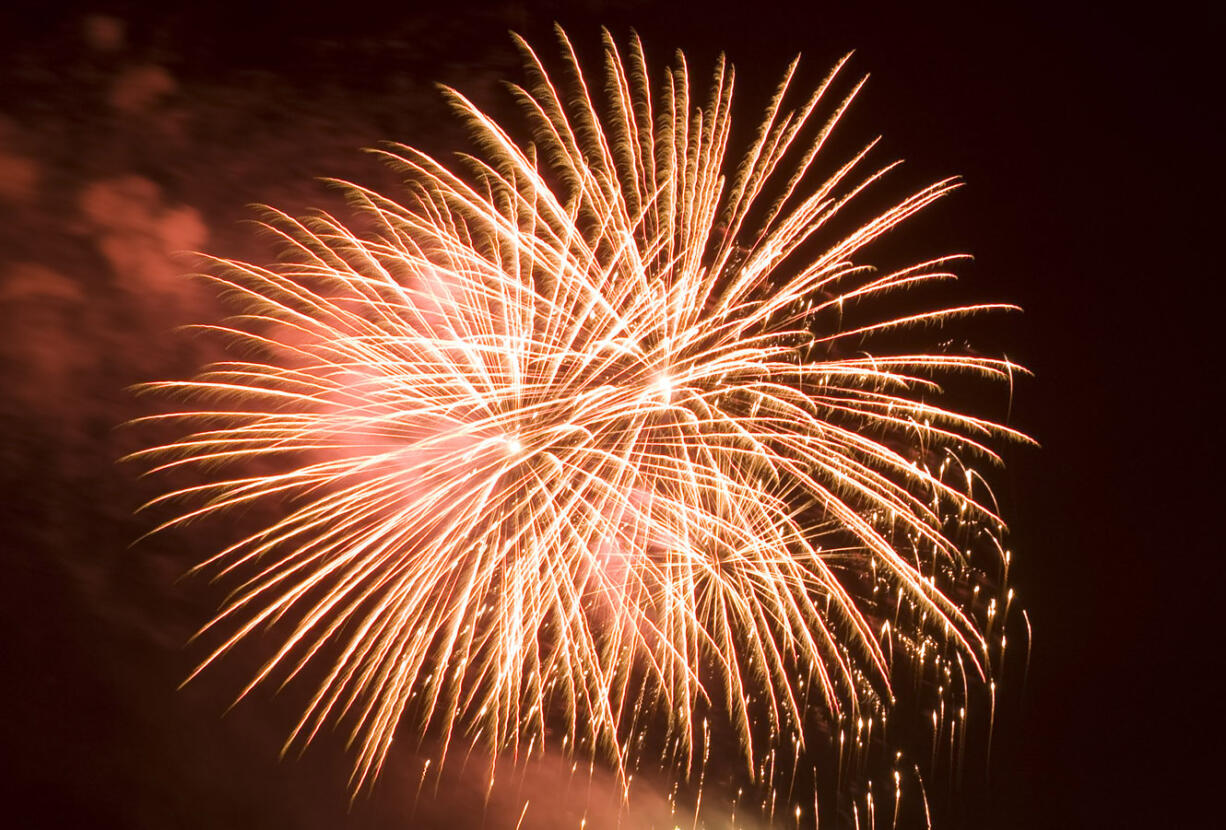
[133,28,1029,810]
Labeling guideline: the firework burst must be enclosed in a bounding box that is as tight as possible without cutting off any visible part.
[134,27,1028,814]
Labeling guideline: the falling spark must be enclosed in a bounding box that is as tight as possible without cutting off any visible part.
[132,26,1029,816]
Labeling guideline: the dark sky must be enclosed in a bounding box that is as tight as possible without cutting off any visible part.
[0,2,1214,828]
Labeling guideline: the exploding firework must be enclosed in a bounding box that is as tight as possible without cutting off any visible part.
[134,28,1028,819]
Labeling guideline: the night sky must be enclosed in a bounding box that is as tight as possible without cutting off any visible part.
[0,2,1213,828]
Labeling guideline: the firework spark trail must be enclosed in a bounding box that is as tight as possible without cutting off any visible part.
[133,27,1029,805]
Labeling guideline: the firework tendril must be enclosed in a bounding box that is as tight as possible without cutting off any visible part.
[134,28,1029,809]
